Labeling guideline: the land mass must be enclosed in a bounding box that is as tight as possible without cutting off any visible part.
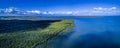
[0,17,73,48]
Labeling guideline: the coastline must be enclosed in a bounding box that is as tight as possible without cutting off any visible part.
[35,20,74,48]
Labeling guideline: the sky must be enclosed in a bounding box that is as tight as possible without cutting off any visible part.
[0,0,120,16]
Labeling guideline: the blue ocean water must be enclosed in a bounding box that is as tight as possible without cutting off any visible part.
[74,16,120,33]
[66,16,120,48]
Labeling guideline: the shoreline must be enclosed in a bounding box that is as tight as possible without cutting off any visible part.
[35,20,74,48]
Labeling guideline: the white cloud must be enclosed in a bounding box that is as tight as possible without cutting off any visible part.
[41,11,73,15]
[0,7,42,16]
[85,7,119,16]
[94,7,103,11]
[93,7,117,11]
[42,12,48,14]
[70,7,120,16]
[5,8,13,13]
[26,10,41,14]
[110,7,117,10]
[0,7,120,16]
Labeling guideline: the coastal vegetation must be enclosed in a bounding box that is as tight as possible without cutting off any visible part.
[0,19,73,48]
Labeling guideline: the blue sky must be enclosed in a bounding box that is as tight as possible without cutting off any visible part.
[0,0,120,10]
[0,0,120,16]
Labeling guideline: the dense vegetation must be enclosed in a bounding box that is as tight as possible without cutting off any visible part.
[0,20,60,33]
[0,20,73,48]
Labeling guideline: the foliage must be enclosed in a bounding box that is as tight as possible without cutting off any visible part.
[0,20,73,48]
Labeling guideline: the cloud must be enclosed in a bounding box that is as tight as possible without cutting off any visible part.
[111,7,117,10]
[42,12,48,14]
[0,7,41,16]
[69,7,120,16]
[86,7,119,16]
[0,7,120,16]
[93,7,117,11]
[26,10,41,14]
[41,11,73,15]
[0,7,22,14]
